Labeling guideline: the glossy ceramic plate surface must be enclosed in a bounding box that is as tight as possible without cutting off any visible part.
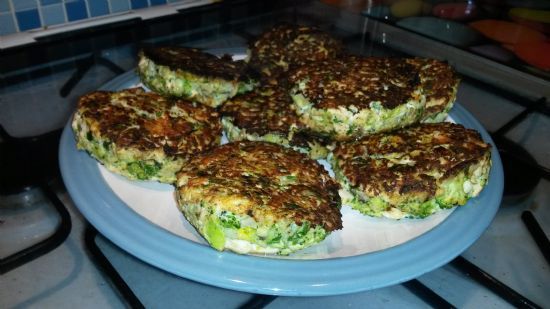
[60,69,503,296]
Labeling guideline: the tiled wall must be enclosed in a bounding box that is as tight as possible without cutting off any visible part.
[0,0,190,35]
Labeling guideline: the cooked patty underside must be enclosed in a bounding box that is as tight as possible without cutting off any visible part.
[331,123,492,219]
[220,85,334,159]
[289,57,426,140]
[72,89,221,183]
[138,50,256,108]
[175,141,342,254]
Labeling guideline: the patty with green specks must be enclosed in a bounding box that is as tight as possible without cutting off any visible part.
[329,122,491,219]
[247,24,344,82]
[72,88,221,183]
[220,84,335,159]
[406,58,460,123]
[175,141,342,255]
[138,46,258,108]
[288,56,426,141]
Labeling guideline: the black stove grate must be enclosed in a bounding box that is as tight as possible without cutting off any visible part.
[0,126,72,274]
[0,183,72,274]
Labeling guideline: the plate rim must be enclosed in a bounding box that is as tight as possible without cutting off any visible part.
[59,70,504,296]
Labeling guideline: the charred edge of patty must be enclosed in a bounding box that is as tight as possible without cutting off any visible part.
[330,122,492,218]
[176,141,343,231]
[140,46,258,82]
[221,117,333,160]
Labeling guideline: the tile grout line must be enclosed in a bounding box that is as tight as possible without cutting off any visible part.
[8,0,19,32]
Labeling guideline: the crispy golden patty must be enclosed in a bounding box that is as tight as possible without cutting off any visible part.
[72,88,221,183]
[220,84,334,159]
[289,56,425,140]
[406,58,460,122]
[248,24,344,81]
[331,122,492,219]
[138,46,257,107]
[175,141,342,255]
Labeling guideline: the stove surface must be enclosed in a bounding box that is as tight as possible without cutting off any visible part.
[1,7,549,307]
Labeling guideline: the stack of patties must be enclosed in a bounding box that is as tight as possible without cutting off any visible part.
[220,84,334,159]
[247,23,345,82]
[175,141,342,255]
[330,122,492,219]
[138,46,258,108]
[217,24,347,159]
[72,88,221,183]
[288,56,427,141]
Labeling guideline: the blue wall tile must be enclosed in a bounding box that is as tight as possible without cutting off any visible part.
[89,0,109,17]
[4,0,202,34]
[0,0,10,13]
[40,0,61,5]
[41,3,65,26]
[110,0,130,13]
[0,12,17,34]
[13,0,38,11]
[16,9,41,31]
[150,0,167,6]
[65,0,88,21]
[130,0,148,10]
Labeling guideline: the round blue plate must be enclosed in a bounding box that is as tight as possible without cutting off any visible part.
[59,71,503,296]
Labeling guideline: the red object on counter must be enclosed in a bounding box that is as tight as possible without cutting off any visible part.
[432,3,478,20]
[470,19,546,45]
[514,42,550,70]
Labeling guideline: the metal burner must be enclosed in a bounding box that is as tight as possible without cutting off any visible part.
[0,125,62,195]
[493,135,542,200]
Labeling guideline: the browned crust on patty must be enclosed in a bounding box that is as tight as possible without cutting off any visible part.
[332,122,491,202]
[248,24,344,80]
[289,56,423,110]
[141,46,256,81]
[220,84,333,148]
[177,141,342,231]
[406,58,460,117]
[220,85,300,136]
[77,88,221,158]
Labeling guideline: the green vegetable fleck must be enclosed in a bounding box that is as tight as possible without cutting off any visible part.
[219,211,241,229]
[205,219,225,251]
[127,160,162,180]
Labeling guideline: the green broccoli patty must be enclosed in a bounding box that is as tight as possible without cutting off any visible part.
[330,122,492,219]
[138,46,257,108]
[406,58,460,123]
[289,56,426,141]
[72,88,221,183]
[220,85,335,159]
[175,141,342,255]
[247,23,344,81]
